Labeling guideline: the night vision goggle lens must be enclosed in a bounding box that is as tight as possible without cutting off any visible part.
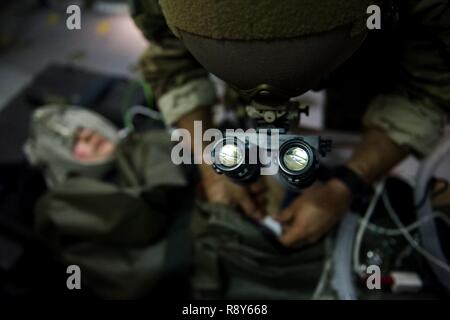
[218,144,243,168]
[282,146,309,172]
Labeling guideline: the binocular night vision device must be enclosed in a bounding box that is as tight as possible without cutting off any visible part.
[211,100,332,190]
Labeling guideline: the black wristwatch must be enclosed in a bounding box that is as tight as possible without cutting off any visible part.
[331,165,373,212]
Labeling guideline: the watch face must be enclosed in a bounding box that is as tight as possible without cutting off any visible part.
[282,146,310,172]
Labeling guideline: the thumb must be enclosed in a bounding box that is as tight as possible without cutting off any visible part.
[275,206,295,224]
[277,207,306,247]
[279,223,305,248]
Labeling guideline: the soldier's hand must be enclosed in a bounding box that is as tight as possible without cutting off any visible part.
[276,179,352,247]
[200,165,267,220]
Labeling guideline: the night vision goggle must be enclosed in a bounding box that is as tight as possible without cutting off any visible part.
[211,98,332,190]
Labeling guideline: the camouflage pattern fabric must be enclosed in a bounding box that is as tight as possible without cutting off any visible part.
[363,0,450,156]
[132,0,217,125]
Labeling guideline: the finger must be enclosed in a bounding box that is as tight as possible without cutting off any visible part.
[249,180,267,194]
[254,193,267,208]
[275,207,295,224]
[254,197,267,216]
[279,223,305,247]
[240,192,263,220]
[205,189,230,205]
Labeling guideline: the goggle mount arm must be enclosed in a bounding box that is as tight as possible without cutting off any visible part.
[245,99,309,132]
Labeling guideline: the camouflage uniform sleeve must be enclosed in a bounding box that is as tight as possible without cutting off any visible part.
[131,0,217,125]
[363,0,450,157]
